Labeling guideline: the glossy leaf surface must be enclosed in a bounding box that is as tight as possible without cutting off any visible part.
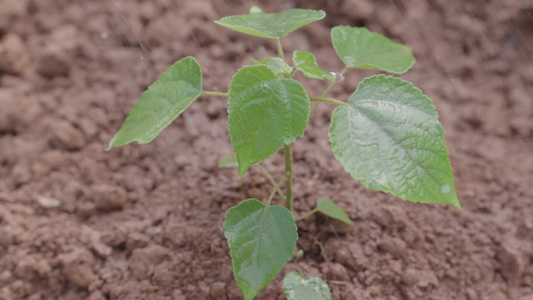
[329,75,460,208]
[224,199,297,300]
[283,272,331,300]
[292,51,334,80]
[317,200,354,225]
[228,65,310,177]
[108,57,201,149]
[331,26,415,74]
[215,9,325,39]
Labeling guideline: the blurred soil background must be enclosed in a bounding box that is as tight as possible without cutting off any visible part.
[0,0,532,299]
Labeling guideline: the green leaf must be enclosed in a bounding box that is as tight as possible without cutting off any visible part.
[283,272,332,300]
[250,6,263,14]
[108,57,202,149]
[317,200,354,226]
[215,9,325,40]
[228,65,310,178]
[292,51,334,80]
[252,57,292,78]
[328,75,460,208]
[331,26,415,74]
[224,199,298,300]
[218,153,238,168]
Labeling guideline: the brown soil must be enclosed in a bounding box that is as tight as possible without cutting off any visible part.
[0,0,532,299]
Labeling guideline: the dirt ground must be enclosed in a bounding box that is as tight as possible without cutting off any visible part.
[0,0,532,299]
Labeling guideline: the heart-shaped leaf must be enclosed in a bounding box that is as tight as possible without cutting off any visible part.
[108,57,202,149]
[224,199,298,300]
[215,9,325,40]
[331,26,415,74]
[283,272,331,300]
[329,75,460,208]
[228,65,310,177]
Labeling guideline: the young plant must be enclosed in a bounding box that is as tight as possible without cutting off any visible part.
[108,7,460,300]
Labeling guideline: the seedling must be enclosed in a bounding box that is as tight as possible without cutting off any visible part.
[108,7,460,300]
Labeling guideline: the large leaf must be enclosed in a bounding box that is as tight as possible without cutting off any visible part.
[215,9,325,40]
[331,26,415,74]
[317,200,354,226]
[228,65,310,178]
[283,272,331,300]
[292,51,334,80]
[108,57,201,149]
[224,199,298,300]
[328,75,460,208]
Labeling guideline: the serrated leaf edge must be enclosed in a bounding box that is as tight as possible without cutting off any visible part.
[223,199,298,300]
[331,26,416,74]
[328,74,460,209]
[227,65,310,178]
[107,57,202,149]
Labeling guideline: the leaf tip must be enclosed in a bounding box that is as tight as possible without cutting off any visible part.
[106,137,117,151]
[450,196,462,210]
[237,163,248,179]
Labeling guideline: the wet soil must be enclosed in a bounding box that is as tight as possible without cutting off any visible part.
[0,0,532,299]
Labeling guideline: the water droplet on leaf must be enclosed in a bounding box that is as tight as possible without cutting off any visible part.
[441,184,451,194]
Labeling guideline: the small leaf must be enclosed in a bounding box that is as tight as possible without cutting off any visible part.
[218,153,238,168]
[228,65,310,178]
[215,9,325,40]
[329,75,460,208]
[294,249,304,260]
[331,26,415,74]
[292,51,334,80]
[317,200,354,226]
[283,272,332,300]
[250,6,263,14]
[224,199,298,300]
[108,57,202,149]
[252,57,292,78]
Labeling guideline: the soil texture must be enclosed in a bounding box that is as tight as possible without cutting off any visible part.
[0,0,532,299]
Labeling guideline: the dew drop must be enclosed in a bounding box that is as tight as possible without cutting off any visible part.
[441,184,451,194]
[330,72,344,82]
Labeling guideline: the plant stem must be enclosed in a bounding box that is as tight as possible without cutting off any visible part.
[201,91,229,97]
[295,208,318,221]
[341,67,348,75]
[310,67,348,114]
[322,81,337,98]
[257,164,285,200]
[309,97,346,106]
[284,144,293,211]
[276,38,285,60]
[266,181,278,206]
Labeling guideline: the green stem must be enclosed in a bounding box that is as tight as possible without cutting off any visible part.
[310,102,320,115]
[201,91,229,97]
[322,81,337,98]
[295,208,318,222]
[284,144,293,211]
[310,67,348,114]
[257,164,285,200]
[276,38,285,60]
[309,97,346,106]
[266,181,278,206]
[341,67,348,75]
